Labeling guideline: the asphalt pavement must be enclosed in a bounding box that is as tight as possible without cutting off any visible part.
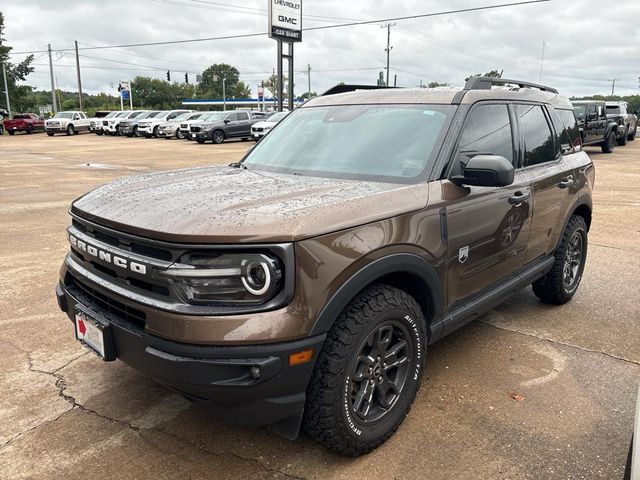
[0,132,638,479]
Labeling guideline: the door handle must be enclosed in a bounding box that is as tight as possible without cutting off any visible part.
[508,191,530,205]
[558,177,574,189]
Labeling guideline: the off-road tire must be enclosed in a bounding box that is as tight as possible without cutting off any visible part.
[66,124,75,136]
[532,215,587,305]
[628,125,637,141]
[212,130,225,144]
[303,284,427,457]
[617,127,628,146]
[601,131,615,153]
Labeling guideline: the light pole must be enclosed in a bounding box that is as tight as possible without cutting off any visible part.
[222,77,226,111]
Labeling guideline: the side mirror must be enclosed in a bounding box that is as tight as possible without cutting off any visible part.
[223,119,230,124]
[451,155,514,187]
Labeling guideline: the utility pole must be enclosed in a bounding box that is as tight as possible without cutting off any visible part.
[222,77,226,111]
[307,63,311,99]
[48,44,58,113]
[608,78,620,96]
[1,63,11,117]
[538,41,545,82]
[382,23,395,87]
[74,41,83,110]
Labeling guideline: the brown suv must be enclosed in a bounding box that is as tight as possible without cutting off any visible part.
[55,77,594,456]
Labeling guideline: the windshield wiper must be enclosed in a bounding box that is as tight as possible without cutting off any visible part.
[228,161,247,169]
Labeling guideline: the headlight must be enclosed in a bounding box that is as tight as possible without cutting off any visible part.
[161,252,283,305]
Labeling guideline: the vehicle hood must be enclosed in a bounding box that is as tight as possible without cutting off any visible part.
[197,121,225,128]
[71,166,429,243]
[253,120,277,128]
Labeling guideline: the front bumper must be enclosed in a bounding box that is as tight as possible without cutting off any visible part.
[55,273,323,434]
[137,126,154,136]
[193,131,210,141]
[45,126,66,133]
[156,128,176,138]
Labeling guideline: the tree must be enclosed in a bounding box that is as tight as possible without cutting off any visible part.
[424,81,449,88]
[197,63,249,99]
[0,12,35,113]
[299,91,317,100]
[465,70,502,82]
[130,76,194,109]
[263,73,290,101]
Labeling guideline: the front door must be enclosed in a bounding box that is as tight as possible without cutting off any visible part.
[445,103,532,309]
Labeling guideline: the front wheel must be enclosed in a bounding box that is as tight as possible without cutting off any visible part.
[304,284,427,457]
[176,129,185,139]
[152,126,159,138]
[628,125,637,141]
[27,126,34,134]
[66,124,75,136]
[47,132,54,136]
[602,131,616,153]
[532,215,588,305]
[211,130,225,144]
[8,130,15,135]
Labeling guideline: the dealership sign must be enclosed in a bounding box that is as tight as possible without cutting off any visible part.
[268,0,302,42]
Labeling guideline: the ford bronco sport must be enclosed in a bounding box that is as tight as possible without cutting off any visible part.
[55,77,593,456]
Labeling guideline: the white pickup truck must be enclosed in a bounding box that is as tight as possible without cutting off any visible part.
[45,111,91,136]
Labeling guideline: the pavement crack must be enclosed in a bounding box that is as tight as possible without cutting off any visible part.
[481,320,640,366]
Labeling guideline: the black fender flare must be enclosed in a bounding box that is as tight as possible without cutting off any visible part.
[309,253,444,337]
[555,193,592,251]
[605,122,618,137]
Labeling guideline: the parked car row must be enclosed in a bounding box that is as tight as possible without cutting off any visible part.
[571,100,638,153]
[1,108,287,145]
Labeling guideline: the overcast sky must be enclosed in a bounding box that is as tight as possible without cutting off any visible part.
[3,0,640,99]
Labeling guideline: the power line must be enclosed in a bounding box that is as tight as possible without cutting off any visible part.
[9,0,551,55]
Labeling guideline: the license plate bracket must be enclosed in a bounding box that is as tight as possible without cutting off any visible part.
[74,304,116,361]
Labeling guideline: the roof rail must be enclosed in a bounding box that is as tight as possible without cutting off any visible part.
[465,76,558,94]
[321,84,396,96]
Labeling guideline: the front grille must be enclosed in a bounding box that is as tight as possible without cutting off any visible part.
[102,120,109,126]
[65,272,147,330]
[253,127,264,132]
[190,126,201,133]
[48,121,60,128]
[72,219,174,262]
[180,123,188,128]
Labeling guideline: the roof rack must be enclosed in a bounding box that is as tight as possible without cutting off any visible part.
[465,76,558,94]
[321,84,397,96]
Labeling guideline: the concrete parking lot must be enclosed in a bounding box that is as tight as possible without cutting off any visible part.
[0,132,638,479]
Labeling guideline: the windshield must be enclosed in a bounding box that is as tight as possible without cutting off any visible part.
[244,104,454,183]
[269,112,288,123]
[14,114,31,119]
[606,106,621,115]
[104,111,119,118]
[572,104,586,118]
[129,111,146,119]
[146,111,163,119]
[173,112,194,122]
[204,112,228,122]
[53,112,74,119]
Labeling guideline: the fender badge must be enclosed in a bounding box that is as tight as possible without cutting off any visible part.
[458,246,469,264]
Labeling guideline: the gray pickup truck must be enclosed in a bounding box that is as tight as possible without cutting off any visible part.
[191,110,257,144]
[605,101,637,145]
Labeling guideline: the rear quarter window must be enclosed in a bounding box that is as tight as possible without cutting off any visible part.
[551,107,581,152]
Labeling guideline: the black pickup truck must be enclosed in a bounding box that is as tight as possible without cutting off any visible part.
[191,110,257,144]
[571,100,619,153]
[605,101,637,145]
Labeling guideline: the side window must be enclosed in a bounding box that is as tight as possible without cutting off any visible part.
[597,104,604,118]
[554,109,581,150]
[515,104,556,167]
[548,107,575,154]
[587,105,596,119]
[167,112,178,120]
[621,104,627,115]
[225,113,238,122]
[456,104,514,166]
[238,112,250,121]
[73,113,80,120]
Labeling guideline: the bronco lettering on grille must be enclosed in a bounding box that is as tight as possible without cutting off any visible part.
[69,234,147,275]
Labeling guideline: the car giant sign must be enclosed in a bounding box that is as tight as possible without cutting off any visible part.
[268,0,302,42]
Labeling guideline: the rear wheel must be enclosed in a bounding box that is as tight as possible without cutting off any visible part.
[617,127,628,146]
[532,215,588,304]
[212,130,225,144]
[304,284,426,457]
[601,131,616,153]
[66,124,75,136]
[628,125,637,141]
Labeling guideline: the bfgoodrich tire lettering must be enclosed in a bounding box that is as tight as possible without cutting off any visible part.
[303,284,426,456]
[532,215,587,304]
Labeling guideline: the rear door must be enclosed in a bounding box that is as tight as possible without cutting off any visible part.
[514,103,575,262]
[445,103,532,308]
[234,112,252,136]
[584,104,599,143]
